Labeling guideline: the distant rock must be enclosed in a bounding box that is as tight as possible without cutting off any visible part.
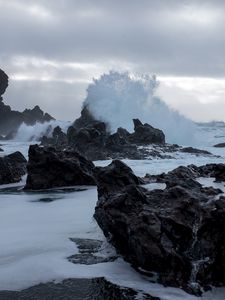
[0,151,27,184]
[0,68,54,136]
[95,161,225,294]
[24,145,96,190]
[214,143,225,148]
[180,147,211,155]
[129,118,165,145]
[0,69,8,101]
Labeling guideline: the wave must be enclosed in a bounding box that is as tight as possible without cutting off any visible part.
[84,71,196,145]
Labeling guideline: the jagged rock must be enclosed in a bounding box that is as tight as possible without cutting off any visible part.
[73,105,97,129]
[129,119,165,145]
[214,143,225,148]
[41,126,68,147]
[0,68,54,136]
[24,145,96,190]
[0,151,27,184]
[94,161,225,294]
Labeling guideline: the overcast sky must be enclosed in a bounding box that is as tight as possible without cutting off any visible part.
[1,0,225,122]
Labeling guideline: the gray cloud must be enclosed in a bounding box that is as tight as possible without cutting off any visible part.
[0,0,225,121]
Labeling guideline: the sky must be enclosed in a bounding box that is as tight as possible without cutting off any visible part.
[0,0,225,122]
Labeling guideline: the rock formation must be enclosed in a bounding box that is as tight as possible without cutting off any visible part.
[94,161,225,294]
[24,145,96,190]
[0,151,27,184]
[0,68,54,137]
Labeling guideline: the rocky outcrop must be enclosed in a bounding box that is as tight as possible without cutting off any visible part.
[0,151,27,184]
[94,161,225,294]
[214,143,225,148]
[42,105,170,160]
[0,69,8,101]
[129,119,165,145]
[0,68,54,137]
[24,145,96,190]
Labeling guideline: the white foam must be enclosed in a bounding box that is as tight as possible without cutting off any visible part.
[13,120,71,142]
[84,71,196,145]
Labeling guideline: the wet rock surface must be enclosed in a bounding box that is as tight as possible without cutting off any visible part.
[41,106,213,161]
[0,151,27,184]
[94,161,225,294]
[24,144,96,190]
[0,278,159,300]
[68,238,118,265]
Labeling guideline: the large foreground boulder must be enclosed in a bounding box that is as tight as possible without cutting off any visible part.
[94,161,225,294]
[24,145,96,190]
[0,151,27,184]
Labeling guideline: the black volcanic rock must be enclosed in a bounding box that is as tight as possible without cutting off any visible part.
[0,68,54,136]
[214,143,225,148]
[94,161,225,294]
[0,69,8,101]
[0,151,27,184]
[129,119,165,145]
[25,145,96,190]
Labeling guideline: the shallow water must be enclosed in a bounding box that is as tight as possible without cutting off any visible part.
[0,124,225,299]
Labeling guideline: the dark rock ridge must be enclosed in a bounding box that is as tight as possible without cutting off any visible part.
[0,68,54,137]
[145,163,225,185]
[0,151,27,184]
[94,161,225,294]
[24,144,96,190]
[41,106,213,161]
[41,106,173,160]
[214,143,225,148]
[0,278,159,300]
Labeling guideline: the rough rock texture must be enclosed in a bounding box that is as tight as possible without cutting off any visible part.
[0,68,54,136]
[0,151,27,184]
[94,161,225,294]
[41,106,213,161]
[129,118,165,145]
[24,145,96,190]
[0,278,159,300]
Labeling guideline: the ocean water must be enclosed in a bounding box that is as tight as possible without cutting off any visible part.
[0,123,225,299]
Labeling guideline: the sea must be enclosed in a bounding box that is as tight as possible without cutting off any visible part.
[0,121,225,300]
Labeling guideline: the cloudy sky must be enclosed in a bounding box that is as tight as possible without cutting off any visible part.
[1,0,225,122]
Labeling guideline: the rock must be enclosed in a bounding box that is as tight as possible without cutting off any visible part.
[0,147,3,152]
[0,151,27,184]
[129,119,165,145]
[66,110,167,160]
[0,68,54,136]
[214,143,225,148]
[24,145,96,190]
[94,161,225,293]
[96,160,144,197]
[41,126,68,147]
[0,69,8,101]
[0,278,159,300]
[73,105,97,129]
[68,238,117,265]
[180,147,211,155]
